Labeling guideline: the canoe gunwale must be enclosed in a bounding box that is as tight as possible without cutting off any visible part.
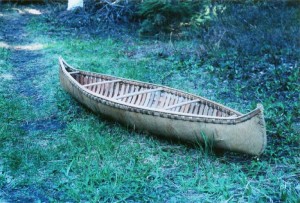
[59,57,263,124]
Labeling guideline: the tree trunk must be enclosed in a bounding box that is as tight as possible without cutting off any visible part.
[67,0,83,10]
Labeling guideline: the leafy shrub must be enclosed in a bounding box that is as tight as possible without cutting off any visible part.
[191,2,225,28]
[138,0,196,36]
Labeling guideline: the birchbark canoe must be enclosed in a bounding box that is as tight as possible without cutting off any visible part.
[59,57,267,155]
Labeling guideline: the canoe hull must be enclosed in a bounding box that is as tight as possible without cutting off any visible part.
[59,66,267,155]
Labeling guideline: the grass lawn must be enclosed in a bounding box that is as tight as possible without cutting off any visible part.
[0,4,299,202]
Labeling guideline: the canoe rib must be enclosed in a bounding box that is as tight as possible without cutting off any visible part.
[59,57,267,155]
[114,88,163,100]
[164,99,200,110]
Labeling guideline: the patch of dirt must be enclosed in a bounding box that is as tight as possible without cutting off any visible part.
[0,186,50,203]
[2,12,44,98]
[21,117,66,132]
[0,5,65,202]
[0,73,14,80]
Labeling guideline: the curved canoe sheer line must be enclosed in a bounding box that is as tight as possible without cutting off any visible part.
[59,58,249,118]
[59,57,267,155]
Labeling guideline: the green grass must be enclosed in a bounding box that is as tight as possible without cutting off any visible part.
[0,4,299,202]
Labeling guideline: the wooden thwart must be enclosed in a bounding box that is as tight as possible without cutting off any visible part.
[114,88,162,100]
[69,71,80,74]
[83,79,121,87]
[164,99,200,110]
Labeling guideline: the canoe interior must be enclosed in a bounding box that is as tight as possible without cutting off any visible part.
[66,68,240,118]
